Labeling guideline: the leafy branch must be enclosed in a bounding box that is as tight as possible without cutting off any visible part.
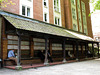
[0,0,15,7]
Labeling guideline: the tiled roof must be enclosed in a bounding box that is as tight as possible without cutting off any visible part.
[3,15,95,42]
[3,15,78,39]
[66,30,95,41]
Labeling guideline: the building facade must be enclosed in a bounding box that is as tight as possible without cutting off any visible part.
[0,0,99,68]
[1,0,93,37]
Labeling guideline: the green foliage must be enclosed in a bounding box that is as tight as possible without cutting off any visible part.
[94,0,100,10]
[89,0,100,16]
[0,0,15,7]
[90,0,100,11]
[0,0,8,3]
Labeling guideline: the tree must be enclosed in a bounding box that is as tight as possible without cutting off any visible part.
[92,0,100,10]
[0,0,15,7]
[89,0,100,15]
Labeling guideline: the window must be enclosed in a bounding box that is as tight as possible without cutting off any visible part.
[20,0,33,18]
[81,1,85,12]
[81,1,87,34]
[78,11,81,21]
[43,0,49,23]
[71,0,76,5]
[54,0,61,26]
[78,11,82,32]
[73,24,77,30]
[84,26,88,35]
[55,17,57,24]
[22,6,25,15]
[84,28,87,34]
[22,5,30,17]
[72,8,76,19]
[83,15,85,21]
[79,25,82,32]
[83,15,86,25]
[55,17,60,25]
[77,0,80,8]
[57,18,60,25]
[44,0,47,6]
[27,7,30,17]
[54,0,60,12]
[44,13,47,22]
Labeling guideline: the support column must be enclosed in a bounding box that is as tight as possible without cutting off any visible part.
[85,43,88,58]
[30,37,34,57]
[73,44,76,57]
[97,43,99,58]
[16,30,22,70]
[49,39,52,56]
[44,37,49,65]
[2,17,8,66]
[17,34,21,66]
[76,41,79,61]
[81,44,83,58]
[92,43,94,57]
[62,39,66,63]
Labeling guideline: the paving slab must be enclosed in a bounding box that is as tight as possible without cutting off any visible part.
[0,59,100,75]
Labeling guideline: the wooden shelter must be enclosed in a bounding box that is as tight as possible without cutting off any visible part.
[0,11,99,68]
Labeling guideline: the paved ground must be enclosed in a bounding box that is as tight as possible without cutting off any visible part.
[0,59,100,75]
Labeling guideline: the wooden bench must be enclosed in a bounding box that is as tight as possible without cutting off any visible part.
[21,57,42,65]
[4,59,15,66]
[4,57,42,66]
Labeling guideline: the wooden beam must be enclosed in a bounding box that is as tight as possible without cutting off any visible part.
[15,30,22,70]
[1,17,8,61]
[85,43,88,58]
[30,37,34,57]
[16,30,21,66]
[49,39,52,56]
[76,41,79,60]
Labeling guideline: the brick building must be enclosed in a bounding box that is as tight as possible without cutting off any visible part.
[1,0,93,37]
[0,0,99,69]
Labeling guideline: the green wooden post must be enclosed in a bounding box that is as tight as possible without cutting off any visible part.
[76,41,79,61]
[44,37,49,65]
[15,30,22,70]
[62,39,66,63]
[85,43,88,58]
